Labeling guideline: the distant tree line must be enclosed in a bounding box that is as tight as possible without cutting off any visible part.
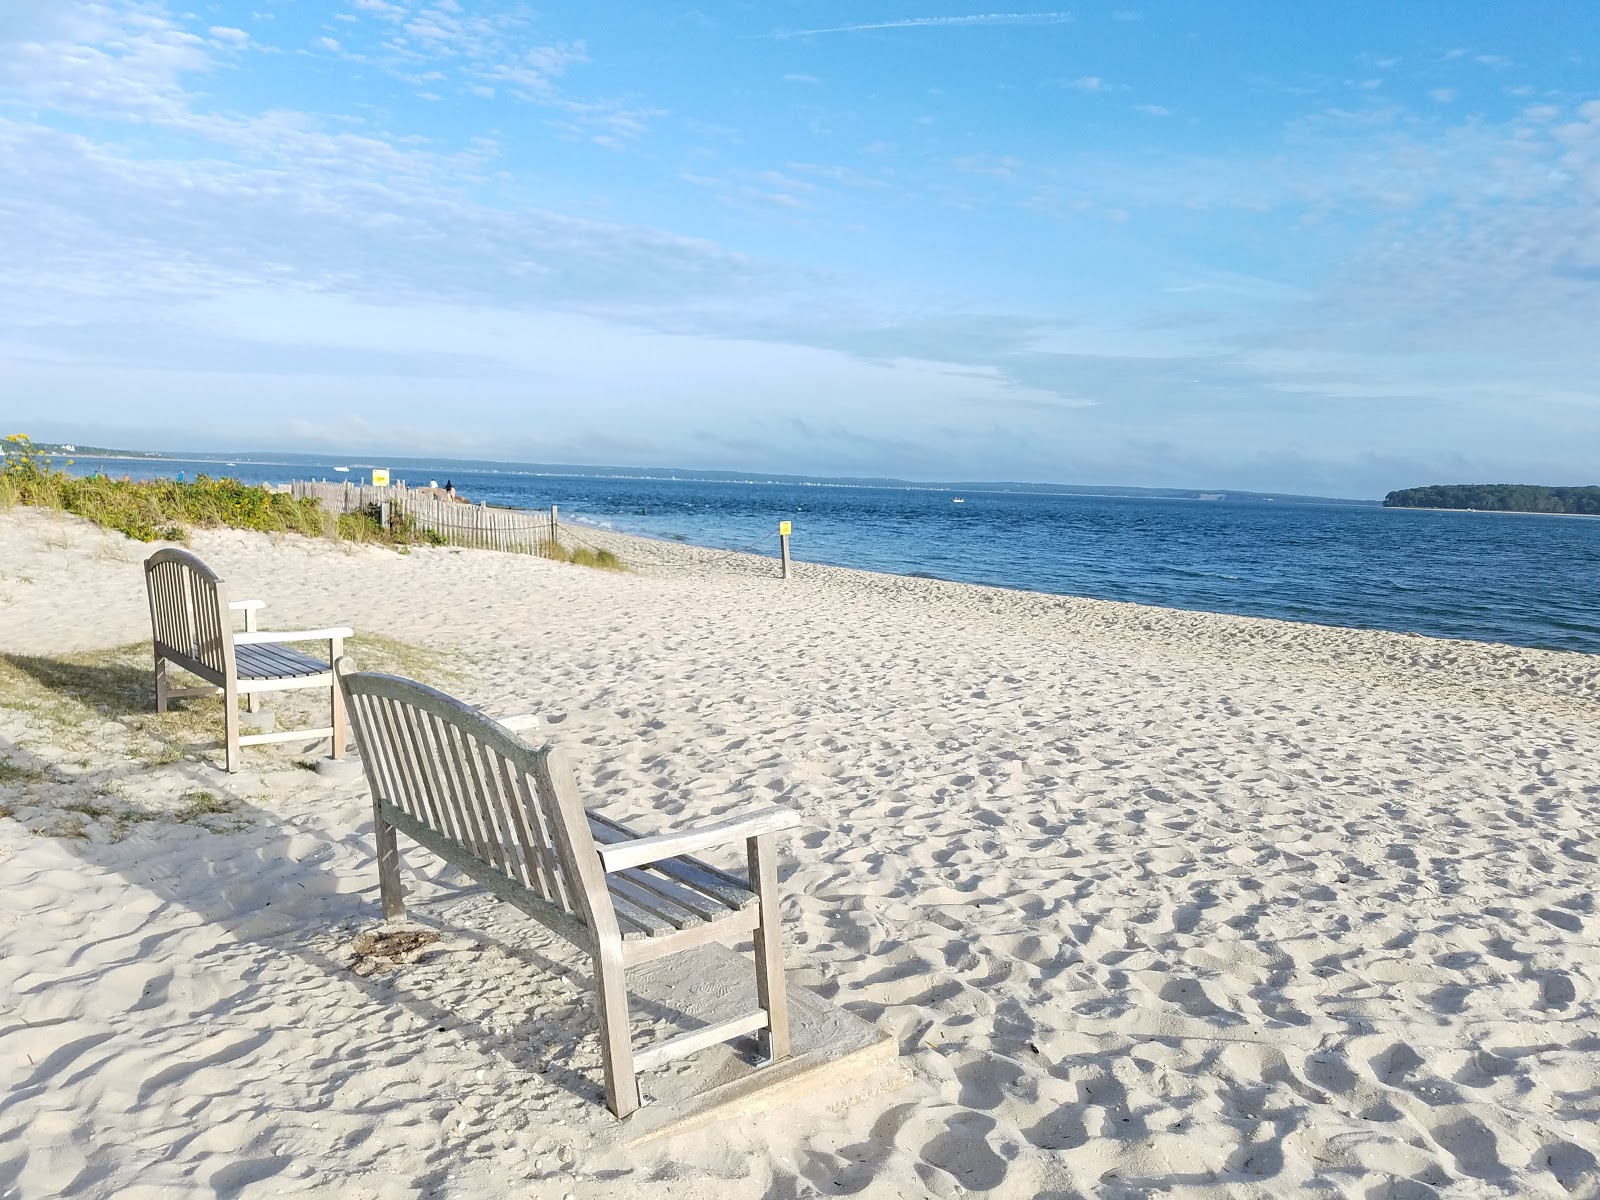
[1384,484,1600,514]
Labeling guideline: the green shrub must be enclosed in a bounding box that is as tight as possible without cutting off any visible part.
[3,435,324,542]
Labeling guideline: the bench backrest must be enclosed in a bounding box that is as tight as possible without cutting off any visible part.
[145,548,237,684]
[336,666,616,949]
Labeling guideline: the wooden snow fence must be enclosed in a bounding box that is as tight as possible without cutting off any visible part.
[289,480,559,554]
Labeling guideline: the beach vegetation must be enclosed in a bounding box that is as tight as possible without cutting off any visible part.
[3,435,445,549]
[172,790,245,829]
[539,538,624,571]
[0,633,451,840]
[0,634,459,759]
[2,434,324,542]
[0,756,48,786]
[337,502,439,548]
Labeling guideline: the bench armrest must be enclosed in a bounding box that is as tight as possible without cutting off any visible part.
[595,806,801,874]
[234,627,354,645]
[228,599,266,612]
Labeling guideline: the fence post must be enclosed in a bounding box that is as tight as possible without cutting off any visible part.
[779,520,791,579]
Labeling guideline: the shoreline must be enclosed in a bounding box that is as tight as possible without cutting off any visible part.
[1385,503,1600,519]
[567,517,1600,686]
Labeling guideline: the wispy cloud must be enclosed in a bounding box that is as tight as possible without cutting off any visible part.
[770,12,1073,39]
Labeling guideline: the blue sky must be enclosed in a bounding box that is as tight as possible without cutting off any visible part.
[1,2,1597,497]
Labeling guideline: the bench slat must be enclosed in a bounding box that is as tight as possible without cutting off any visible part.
[430,712,507,878]
[606,874,706,931]
[470,736,539,896]
[609,891,676,940]
[507,755,573,910]
[395,702,455,845]
[613,864,740,921]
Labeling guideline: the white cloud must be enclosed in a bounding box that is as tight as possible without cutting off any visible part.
[1134,103,1171,117]
[953,153,1024,178]
[313,36,341,52]
[1065,76,1108,92]
[1429,87,1456,103]
[771,12,1073,39]
[209,26,248,45]
[0,3,212,120]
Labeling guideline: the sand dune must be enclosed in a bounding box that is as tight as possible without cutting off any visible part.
[1,505,1597,1199]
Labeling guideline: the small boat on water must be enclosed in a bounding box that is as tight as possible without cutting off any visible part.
[334,466,350,473]
[952,497,965,503]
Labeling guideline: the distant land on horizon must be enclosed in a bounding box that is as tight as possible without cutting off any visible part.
[40,444,1382,507]
[1385,484,1600,515]
[16,441,166,460]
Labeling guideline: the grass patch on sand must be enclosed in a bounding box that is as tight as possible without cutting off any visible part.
[12,788,246,841]
[0,756,48,786]
[538,538,624,571]
[0,642,217,760]
[346,632,462,685]
[0,634,461,764]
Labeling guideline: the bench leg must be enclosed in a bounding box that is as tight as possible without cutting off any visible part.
[749,832,791,1062]
[329,685,347,761]
[153,652,169,713]
[244,609,260,713]
[223,678,242,773]
[375,806,405,922]
[594,943,639,1118]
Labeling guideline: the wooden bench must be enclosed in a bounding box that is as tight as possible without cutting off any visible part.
[144,548,354,773]
[334,662,802,1118]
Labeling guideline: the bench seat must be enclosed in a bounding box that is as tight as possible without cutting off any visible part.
[235,642,332,680]
[591,812,758,941]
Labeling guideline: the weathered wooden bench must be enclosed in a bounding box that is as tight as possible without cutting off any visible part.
[144,548,354,773]
[334,662,802,1118]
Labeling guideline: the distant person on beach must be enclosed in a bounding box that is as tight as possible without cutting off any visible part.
[445,480,455,498]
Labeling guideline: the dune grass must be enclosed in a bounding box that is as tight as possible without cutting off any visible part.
[2,435,329,543]
[539,538,624,571]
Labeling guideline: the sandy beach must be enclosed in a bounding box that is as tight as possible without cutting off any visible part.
[2,504,1597,1199]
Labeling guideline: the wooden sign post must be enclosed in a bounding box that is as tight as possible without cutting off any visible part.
[778,521,792,579]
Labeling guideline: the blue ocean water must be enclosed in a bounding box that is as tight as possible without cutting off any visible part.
[62,454,1600,655]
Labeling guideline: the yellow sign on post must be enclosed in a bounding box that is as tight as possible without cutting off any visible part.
[371,469,390,487]
[779,521,792,536]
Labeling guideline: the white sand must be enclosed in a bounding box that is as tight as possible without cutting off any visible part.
[1,504,1597,1199]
